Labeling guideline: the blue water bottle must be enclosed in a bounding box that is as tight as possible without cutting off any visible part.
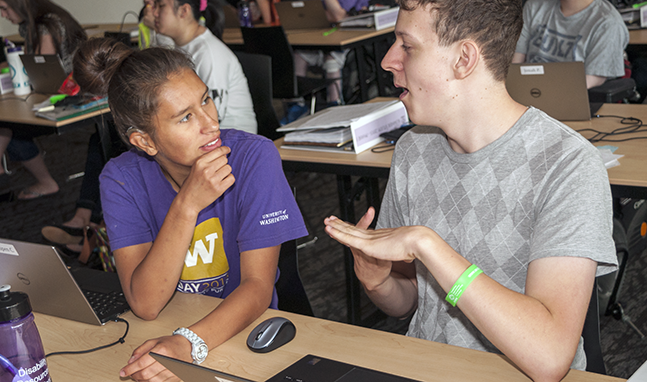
[238,0,252,27]
[0,285,51,382]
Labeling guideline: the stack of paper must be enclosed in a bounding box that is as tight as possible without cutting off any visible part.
[35,97,108,122]
[283,127,352,147]
[279,100,409,154]
[339,7,399,30]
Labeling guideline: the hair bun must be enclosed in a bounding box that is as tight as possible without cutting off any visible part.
[73,37,134,96]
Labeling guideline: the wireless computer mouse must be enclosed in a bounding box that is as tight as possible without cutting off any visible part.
[246,316,296,353]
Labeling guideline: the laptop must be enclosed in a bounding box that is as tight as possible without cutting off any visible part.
[152,353,422,382]
[19,54,68,94]
[275,1,332,31]
[0,238,129,325]
[506,61,592,121]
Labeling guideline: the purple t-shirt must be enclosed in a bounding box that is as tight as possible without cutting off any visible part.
[336,0,369,12]
[100,129,308,308]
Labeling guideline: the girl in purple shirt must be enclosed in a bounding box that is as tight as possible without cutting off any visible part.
[73,37,307,382]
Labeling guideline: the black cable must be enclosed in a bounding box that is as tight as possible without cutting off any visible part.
[371,144,395,153]
[120,11,141,32]
[0,93,37,102]
[45,317,129,358]
[577,114,647,143]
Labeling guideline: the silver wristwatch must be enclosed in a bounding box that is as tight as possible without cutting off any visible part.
[173,327,209,364]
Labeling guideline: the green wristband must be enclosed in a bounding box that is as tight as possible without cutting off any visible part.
[445,264,483,307]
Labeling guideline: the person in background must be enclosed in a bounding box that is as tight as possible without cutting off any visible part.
[324,0,617,380]
[73,37,307,381]
[40,0,172,250]
[138,0,175,48]
[512,0,628,89]
[0,0,86,199]
[283,0,368,124]
[153,0,257,133]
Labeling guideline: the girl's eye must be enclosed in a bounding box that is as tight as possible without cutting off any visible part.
[180,114,191,123]
[202,96,212,106]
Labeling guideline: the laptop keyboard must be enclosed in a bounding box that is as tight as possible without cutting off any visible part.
[83,289,129,322]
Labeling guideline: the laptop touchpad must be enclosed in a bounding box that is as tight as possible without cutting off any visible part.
[336,368,415,382]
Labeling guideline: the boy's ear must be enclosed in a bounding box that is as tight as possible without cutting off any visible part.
[129,130,158,156]
[454,40,480,80]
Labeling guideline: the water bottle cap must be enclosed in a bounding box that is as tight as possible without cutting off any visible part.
[0,285,32,322]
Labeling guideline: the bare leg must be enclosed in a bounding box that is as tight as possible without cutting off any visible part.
[0,128,12,176]
[324,54,343,104]
[63,207,93,228]
[17,154,59,199]
[294,53,308,77]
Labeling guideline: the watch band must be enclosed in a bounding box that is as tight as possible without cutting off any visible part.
[173,327,209,364]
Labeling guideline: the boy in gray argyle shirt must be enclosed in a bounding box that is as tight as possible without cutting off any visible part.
[324,0,618,380]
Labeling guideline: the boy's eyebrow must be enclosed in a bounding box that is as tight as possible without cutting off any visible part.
[171,87,209,119]
[395,30,418,41]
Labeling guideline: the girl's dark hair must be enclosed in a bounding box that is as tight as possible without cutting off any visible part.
[6,0,86,55]
[174,0,226,40]
[73,38,195,145]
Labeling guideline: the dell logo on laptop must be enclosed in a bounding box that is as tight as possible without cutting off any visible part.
[17,273,30,285]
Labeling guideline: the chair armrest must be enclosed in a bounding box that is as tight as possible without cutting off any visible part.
[588,78,636,103]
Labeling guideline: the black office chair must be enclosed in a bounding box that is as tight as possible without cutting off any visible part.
[582,278,606,375]
[275,239,314,316]
[240,26,332,115]
[234,51,282,140]
[600,199,647,338]
[588,78,638,104]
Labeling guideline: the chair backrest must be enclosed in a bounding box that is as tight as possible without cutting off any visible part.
[275,239,314,316]
[240,26,298,99]
[582,277,606,375]
[234,51,281,140]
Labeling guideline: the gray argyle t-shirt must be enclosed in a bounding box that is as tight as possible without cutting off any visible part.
[516,0,628,78]
[377,107,617,370]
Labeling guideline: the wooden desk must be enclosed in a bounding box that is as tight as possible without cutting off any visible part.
[6,23,138,44]
[276,102,647,199]
[0,93,113,162]
[275,102,647,324]
[223,26,395,103]
[36,292,625,382]
[629,28,647,45]
[0,93,110,130]
[565,103,647,198]
[222,26,394,49]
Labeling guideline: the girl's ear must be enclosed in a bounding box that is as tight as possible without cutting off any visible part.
[177,2,192,19]
[129,130,158,156]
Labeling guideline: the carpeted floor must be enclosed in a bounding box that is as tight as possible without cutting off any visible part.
[1,127,645,379]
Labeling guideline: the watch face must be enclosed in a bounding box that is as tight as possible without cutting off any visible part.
[195,343,209,363]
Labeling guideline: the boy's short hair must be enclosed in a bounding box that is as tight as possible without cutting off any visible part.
[398,0,523,81]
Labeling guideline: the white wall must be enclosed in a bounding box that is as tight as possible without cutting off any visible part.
[1,0,140,38]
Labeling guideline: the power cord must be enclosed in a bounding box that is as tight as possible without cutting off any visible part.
[120,11,141,32]
[45,317,129,358]
[578,115,647,143]
[370,144,395,153]
[0,93,38,102]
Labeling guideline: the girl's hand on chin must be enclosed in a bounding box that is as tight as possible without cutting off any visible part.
[181,146,235,212]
